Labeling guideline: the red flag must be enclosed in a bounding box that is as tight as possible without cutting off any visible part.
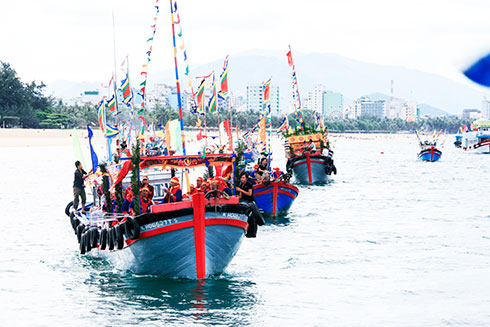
[286,50,293,67]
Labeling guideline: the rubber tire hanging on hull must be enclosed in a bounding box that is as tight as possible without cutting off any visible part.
[124,217,140,240]
[65,201,73,217]
[99,229,108,250]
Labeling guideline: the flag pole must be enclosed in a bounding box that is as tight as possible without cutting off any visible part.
[170,0,186,155]
[112,10,120,134]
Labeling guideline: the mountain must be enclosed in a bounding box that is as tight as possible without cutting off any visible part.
[47,49,487,115]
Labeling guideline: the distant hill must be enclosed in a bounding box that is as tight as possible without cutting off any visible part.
[46,49,487,115]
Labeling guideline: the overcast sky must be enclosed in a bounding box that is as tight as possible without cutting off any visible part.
[2,0,490,88]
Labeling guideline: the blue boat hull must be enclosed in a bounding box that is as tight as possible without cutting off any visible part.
[418,147,442,162]
[253,182,299,217]
[96,211,248,279]
[287,154,334,184]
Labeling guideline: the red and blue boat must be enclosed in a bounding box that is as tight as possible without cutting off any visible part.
[253,181,299,217]
[285,133,336,184]
[418,146,442,162]
[67,154,264,279]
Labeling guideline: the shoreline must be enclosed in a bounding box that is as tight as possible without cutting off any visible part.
[0,128,449,148]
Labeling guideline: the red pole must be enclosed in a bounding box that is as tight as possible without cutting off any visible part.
[192,192,206,279]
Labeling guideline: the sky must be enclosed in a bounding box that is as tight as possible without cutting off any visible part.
[2,0,490,89]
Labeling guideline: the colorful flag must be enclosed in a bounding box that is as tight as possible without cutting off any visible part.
[263,77,271,103]
[120,74,132,104]
[219,119,233,152]
[277,116,288,134]
[96,98,106,132]
[208,74,217,114]
[286,50,294,67]
[259,117,266,152]
[218,55,229,99]
[87,125,99,173]
[72,129,86,169]
[196,79,206,114]
[106,95,116,116]
[169,119,183,155]
[105,123,119,138]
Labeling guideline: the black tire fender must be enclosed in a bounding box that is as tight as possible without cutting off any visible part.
[65,201,73,217]
[76,224,85,243]
[124,217,140,240]
[90,228,99,248]
[79,233,86,254]
[99,229,108,250]
[108,228,115,251]
[114,224,124,250]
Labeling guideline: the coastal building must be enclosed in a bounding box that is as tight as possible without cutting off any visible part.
[322,91,343,120]
[354,97,385,118]
[246,84,280,114]
[304,85,325,113]
[462,108,482,119]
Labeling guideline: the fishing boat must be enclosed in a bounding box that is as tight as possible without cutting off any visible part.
[417,144,442,162]
[415,129,443,162]
[285,133,336,184]
[66,154,264,279]
[253,181,299,217]
[459,119,490,153]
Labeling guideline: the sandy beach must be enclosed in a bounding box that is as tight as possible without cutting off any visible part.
[0,128,441,148]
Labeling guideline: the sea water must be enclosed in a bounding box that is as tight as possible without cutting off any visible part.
[1,135,490,326]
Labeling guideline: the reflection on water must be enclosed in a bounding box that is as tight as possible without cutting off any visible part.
[73,257,260,326]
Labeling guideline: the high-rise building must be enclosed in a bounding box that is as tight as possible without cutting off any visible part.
[246,85,280,114]
[462,108,482,119]
[482,97,490,119]
[304,85,325,113]
[354,97,385,118]
[322,91,343,120]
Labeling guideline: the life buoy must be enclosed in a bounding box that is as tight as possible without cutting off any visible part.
[114,224,124,250]
[124,217,140,240]
[99,229,108,250]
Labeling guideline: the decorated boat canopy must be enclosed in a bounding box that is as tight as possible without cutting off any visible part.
[288,133,325,152]
[139,153,236,170]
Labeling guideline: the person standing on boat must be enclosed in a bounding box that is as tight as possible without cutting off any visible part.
[163,177,183,203]
[236,172,254,203]
[130,187,153,214]
[73,160,87,214]
[257,158,269,176]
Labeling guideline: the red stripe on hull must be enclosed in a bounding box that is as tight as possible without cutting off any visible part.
[192,193,206,279]
[205,218,248,229]
[306,152,312,183]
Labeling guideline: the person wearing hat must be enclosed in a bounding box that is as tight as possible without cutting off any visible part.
[164,177,182,203]
[196,177,204,191]
[306,139,316,153]
[130,186,153,214]
[140,175,154,200]
[272,167,284,181]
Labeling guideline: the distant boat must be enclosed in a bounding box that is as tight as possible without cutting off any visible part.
[285,133,336,184]
[253,181,299,217]
[418,145,442,162]
[460,119,490,153]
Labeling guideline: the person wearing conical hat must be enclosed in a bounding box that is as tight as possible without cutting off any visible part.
[164,177,182,203]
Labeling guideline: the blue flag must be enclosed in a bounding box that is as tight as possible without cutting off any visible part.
[464,53,490,86]
[87,125,99,173]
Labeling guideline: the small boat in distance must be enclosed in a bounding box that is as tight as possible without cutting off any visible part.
[416,130,442,162]
[285,132,336,184]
